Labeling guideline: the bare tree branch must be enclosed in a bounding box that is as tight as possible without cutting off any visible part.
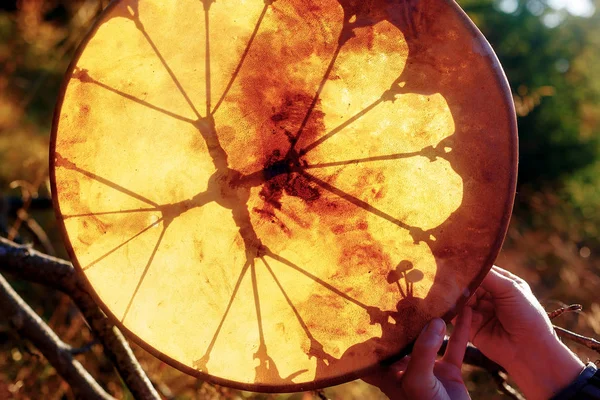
[0,237,160,400]
[23,213,57,256]
[0,272,114,400]
[554,325,600,354]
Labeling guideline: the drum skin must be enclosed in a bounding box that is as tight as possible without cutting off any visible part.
[50,0,517,392]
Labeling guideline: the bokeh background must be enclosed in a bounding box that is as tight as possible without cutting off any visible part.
[1,0,599,398]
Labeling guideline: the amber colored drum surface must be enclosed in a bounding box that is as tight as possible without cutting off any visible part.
[50,0,517,392]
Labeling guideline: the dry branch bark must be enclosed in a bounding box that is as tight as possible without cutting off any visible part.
[0,237,160,400]
[0,272,113,400]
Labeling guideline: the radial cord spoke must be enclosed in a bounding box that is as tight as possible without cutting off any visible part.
[55,153,159,207]
[63,207,157,219]
[82,217,164,271]
[121,224,168,322]
[135,19,202,119]
[250,261,266,346]
[212,3,269,115]
[304,150,423,169]
[260,257,315,341]
[301,97,384,154]
[290,42,343,151]
[264,249,370,310]
[204,5,212,116]
[195,260,251,368]
[73,70,196,124]
[300,170,414,232]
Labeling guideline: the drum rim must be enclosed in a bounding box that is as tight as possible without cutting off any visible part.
[48,0,518,392]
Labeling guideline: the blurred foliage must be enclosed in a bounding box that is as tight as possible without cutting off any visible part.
[463,0,600,187]
[1,0,600,399]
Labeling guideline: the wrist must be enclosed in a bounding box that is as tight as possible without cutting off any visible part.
[551,363,599,400]
[508,337,584,400]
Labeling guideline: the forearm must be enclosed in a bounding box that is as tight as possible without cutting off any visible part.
[508,336,584,400]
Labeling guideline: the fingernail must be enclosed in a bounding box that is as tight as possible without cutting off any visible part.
[426,318,445,336]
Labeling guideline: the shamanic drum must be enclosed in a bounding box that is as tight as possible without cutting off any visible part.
[51,0,517,392]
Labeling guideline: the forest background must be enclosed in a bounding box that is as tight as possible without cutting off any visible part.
[1,0,599,398]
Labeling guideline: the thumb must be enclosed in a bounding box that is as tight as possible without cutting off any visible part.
[402,318,446,395]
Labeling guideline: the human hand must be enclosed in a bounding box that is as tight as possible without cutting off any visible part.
[467,265,584,399]
[363,307,472,400]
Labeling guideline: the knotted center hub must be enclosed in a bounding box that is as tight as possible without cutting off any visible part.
[259,149,320,210]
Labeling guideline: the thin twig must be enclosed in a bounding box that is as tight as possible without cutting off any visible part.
[548,304,582,320]
[8,180,37,242]
[24,215,56,256]
[0,272,113,400]
[0,237,160,400]
[490,371,526,400]
[554,325,600,354]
